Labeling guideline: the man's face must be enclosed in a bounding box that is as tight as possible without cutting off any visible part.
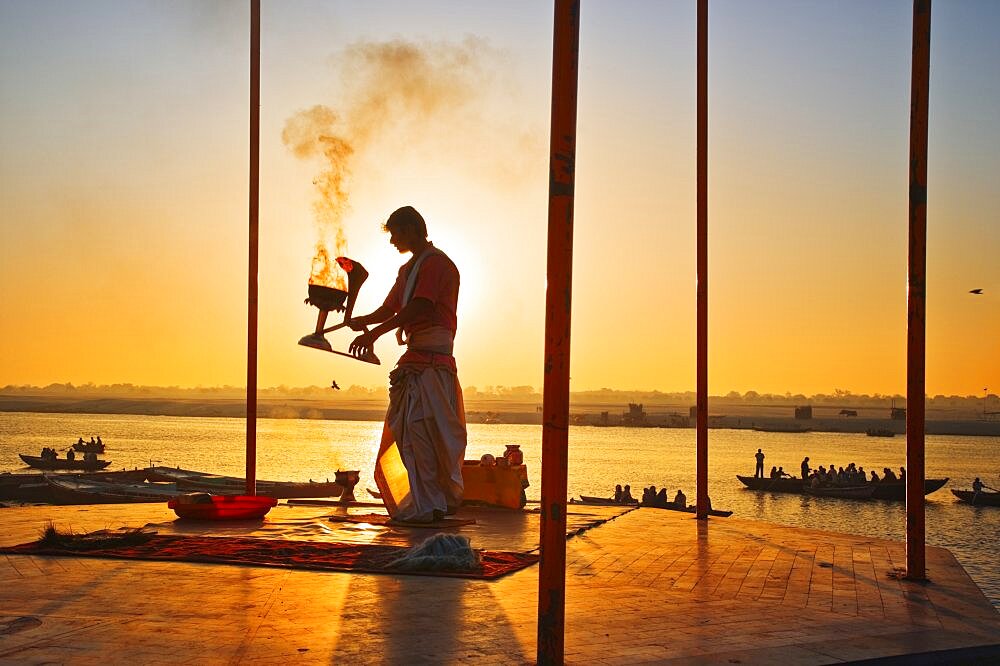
[388,224,418,254]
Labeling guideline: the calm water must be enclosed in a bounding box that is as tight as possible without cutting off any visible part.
[1,412,998,607]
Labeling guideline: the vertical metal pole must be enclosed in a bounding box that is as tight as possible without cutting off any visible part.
[246,0,260,496]
[537,1,579,663]
[906,0,931,580]
[695,0,709,520]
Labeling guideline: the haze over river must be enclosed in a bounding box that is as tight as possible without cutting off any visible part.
[2,412,997,608]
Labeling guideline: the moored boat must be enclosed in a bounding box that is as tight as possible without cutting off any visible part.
[0,469,148,502]
[168,494,277,521]
[19,454,111,471]
[803,485,877,500]
[866,428,896,437]
[575,495,639,506]
[642,503,733,517]
[45,477,184,504]
[147,466,354,499]
[951,489,1000,507]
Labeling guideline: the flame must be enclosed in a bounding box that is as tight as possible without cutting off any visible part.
[309,244,347,290]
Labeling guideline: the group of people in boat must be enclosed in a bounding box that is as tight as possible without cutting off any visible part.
[39,446,100,464]
[611,484,635,504]
[640,485,692,510]
[800,458,906,487]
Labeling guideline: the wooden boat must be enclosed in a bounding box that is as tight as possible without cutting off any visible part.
[951,489,1000,507]
[803,485,877,500]
[0,469,148,502]
[642,502,733,517]
[72,441,106,453]
[865,428,896,437]
[736,475,806,493]
[168,494,277,521]
[45,477,185,504]
[147,466,353,499]
[574,495,639,506]
[19,454,111,471]
[736,475,948,501]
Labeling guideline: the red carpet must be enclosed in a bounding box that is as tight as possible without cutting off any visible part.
[0,534,537,580]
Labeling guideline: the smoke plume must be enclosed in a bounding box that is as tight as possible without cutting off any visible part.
[283,38,492,289]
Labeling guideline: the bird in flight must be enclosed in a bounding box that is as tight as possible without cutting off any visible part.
[969,289,983,295]
[331,380,341,390]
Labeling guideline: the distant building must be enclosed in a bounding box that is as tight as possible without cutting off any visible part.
[622,403,647,426]
[839,409,858,417]
[794,405,813,420]
[891,407,906,420]
[689,405,698,419]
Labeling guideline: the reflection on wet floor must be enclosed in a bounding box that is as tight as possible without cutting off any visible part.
[138,502,633,551]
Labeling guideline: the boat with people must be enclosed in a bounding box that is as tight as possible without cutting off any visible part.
[736,474,948,500]
[72,437,106,453]
[19,454,111,471]
[146,466,357,500]
[951,489,1000,507]
[571,495,731,516]
[803,485,877,500]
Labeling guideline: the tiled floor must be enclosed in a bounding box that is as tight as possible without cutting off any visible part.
[0,503,998,664]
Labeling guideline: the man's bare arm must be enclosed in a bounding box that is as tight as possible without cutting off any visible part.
[347,305,396,330]
[348,298,433,357]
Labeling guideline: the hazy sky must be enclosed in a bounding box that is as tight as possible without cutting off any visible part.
[1,1,997,396]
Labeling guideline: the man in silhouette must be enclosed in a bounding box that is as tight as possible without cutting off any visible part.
[755,448,765,478]
[348,206,466,523]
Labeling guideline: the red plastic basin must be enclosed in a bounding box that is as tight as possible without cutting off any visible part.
[167,495,278,521]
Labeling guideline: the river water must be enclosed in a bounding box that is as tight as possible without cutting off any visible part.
[1,411,997,608]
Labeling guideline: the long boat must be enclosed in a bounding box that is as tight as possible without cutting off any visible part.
[951,489,1000,507]
[736,475,948,500]
[575,495,639,506]
[642,503,733,517]
[0,469,148,502]
[45,477,185,505]
[147,466,350,499]
[19,454,111,471]
[803,485,876,500]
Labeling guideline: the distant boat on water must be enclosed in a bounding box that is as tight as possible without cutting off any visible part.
[751,424,811,434]
[866,428,896,437]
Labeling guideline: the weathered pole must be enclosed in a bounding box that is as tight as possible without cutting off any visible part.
[906,0,931,579]
[695,0,709,520]
[246,0,260,496]
[537,0,580,663]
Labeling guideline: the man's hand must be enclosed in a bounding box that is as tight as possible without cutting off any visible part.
[349,330,377,358]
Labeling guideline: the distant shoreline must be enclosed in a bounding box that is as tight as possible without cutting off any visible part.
[2,396,999,437]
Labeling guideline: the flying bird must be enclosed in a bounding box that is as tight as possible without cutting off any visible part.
[969,289,983,295]
[331,380,341,390]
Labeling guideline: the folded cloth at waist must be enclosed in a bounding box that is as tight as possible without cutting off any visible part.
[398,326,456,369]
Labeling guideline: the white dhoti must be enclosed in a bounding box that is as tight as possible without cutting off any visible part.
[373,328,467,523]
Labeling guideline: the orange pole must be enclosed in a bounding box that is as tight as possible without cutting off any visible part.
[537,1,580,663]
[695,0,709,520]
[906,0,931,580]
[245,0,260,496]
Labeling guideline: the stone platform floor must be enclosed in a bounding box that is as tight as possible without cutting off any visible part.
[1,502,999,664]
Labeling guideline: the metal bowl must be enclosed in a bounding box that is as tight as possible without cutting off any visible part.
[307,283,347,311]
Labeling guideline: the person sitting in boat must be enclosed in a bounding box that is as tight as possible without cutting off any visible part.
[77,437,84,446]
[800,457,810,479]
[655,487,668,508]
[641,486,654,505]
[673,488,686,509]
[96,436,102,446]
[899,467,906,483]
[621,485,634,503]
[810,472,822,489]
[777,466,791,478]
[870,470,880,483]
[89,436,96,445]
[857,467,867,483]
[613,484,623,503]
[882,467,897,482]
[769,466,779,479]
[66,449,75,461]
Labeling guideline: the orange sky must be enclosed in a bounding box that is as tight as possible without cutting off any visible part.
[1,1,998,396]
